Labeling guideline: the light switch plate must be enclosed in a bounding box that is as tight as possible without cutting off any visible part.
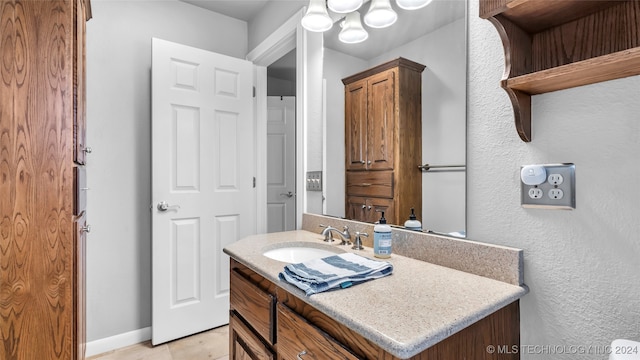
[521,164,575,209]
[306,171,322,191]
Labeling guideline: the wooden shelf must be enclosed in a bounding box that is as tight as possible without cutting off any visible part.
[480,0,640,142]
[506,47,640,95]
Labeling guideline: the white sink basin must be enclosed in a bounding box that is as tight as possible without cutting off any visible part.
[262,243,344,263]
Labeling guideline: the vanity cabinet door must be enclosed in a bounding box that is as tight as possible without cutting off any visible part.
[277,303,362,360]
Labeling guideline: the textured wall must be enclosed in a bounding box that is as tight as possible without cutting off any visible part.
[85,0,247,341]
[467,1,640,357]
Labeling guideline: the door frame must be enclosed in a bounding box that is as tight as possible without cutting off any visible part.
[247,8,321,232]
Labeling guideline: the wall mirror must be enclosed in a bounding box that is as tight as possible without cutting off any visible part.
[314,0,467,236]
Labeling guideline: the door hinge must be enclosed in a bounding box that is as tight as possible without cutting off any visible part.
[253,86,256,98]
[253,177,256,188]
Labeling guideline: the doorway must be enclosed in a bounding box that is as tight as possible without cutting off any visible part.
[266,50,297,233]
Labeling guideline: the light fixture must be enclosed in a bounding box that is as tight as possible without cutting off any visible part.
[364,0,397,29]
[302,0,432,44]
[396,0,433,10]
[339,11,368,44]
[301,0,333,32]
[328,0,363,13]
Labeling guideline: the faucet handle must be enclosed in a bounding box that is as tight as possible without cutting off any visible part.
[319,224,334,242]
[352,232,368,250]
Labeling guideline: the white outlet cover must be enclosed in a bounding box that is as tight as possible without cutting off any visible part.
[521,165,547,185]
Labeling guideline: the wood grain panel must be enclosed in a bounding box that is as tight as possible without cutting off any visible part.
[366,69,395,171]
[229,311,275,360]
[346,171,393,198]
[0,0,75,359]
[344,80,367,171]
[277,289,381,359]
[277,303,362,360]
[230,269,276,345]
[532,0,640,71]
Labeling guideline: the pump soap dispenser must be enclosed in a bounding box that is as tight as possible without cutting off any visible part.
[404,208,422,231]
[373,211,392,258]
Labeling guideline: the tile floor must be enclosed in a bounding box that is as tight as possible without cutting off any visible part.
[87,325,229,360]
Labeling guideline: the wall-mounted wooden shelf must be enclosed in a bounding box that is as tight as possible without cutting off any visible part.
[480,0,640,142]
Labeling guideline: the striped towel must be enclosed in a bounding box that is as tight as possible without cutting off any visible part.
[279,252,393,296]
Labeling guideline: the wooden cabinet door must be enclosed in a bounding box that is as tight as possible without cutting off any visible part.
[346,196,368,222]
[230,311,275,360]
[366,197,395,224]
[345,80,368,171]
[346,196,395,224]
[366,70,395,171]
[277,304,362,360]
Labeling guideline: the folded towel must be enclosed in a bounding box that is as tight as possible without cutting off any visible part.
[279,252,393,296]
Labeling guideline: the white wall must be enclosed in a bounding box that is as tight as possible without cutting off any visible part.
[85,0,247,342]
[323,49,369,217]
[468,1,640,357]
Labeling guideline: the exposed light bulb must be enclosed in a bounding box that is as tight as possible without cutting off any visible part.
[339,11,369,44]
[328,0,364,14]
[364,0,397,28]
[301,0,333,32]
[396,0,433,10]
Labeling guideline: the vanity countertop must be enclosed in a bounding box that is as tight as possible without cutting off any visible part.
[224,230,528,359]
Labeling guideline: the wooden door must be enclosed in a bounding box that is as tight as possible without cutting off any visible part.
[75,211,89,360]
[366,70,395,171]
[151,38,255,344]
[344,79,368,171]
[366,197,395,224]
[346,196,368,222]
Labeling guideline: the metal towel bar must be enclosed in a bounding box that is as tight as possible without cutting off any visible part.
[418,164,466,172]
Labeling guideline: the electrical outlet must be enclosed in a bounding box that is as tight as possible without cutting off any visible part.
[548,188,564,199]
[521,164,575,209]
[528,188,543,199]
[548,174,564,185]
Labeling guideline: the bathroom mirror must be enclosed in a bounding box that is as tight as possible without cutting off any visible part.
[312,0,467,236]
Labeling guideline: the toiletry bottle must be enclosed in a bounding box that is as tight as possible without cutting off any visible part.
[374,211,392,258]
[404,208,422,231]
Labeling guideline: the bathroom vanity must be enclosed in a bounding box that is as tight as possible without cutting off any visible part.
[224,215,528,359]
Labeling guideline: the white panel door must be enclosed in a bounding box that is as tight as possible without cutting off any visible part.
[266,96,296,233]
[151,38,255,345]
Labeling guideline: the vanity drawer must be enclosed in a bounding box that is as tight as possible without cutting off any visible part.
[229,310,275,360]
[277,303,362,360]
[346,171,393,198]
[230,269,276,345]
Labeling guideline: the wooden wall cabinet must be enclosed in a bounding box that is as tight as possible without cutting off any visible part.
[479,0,640,142]
[0,0,91,359]
[343,58,425,225]
[229,259,521,360]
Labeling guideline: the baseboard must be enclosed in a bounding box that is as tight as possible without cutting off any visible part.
[85,326,151,357]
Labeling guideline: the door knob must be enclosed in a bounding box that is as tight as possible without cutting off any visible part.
[280,191,294,198]
[157,201,180,211]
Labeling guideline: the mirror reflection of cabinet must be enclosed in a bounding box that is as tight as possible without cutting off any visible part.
[343,58,425,225]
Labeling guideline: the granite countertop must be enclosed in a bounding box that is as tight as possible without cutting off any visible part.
[224,230,528,359]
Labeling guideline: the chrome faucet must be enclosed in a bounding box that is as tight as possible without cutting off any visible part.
[319,225,351,245]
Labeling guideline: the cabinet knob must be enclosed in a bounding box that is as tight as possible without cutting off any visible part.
[361,205,366,209]
[83,146,92,154]
[297,350,307,359]
[367,160,371,165]
[368,206,372,210]
[81,225,91,233]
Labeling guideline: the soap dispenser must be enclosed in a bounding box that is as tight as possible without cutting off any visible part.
[404,208,422,231]
[373,211,392,258]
